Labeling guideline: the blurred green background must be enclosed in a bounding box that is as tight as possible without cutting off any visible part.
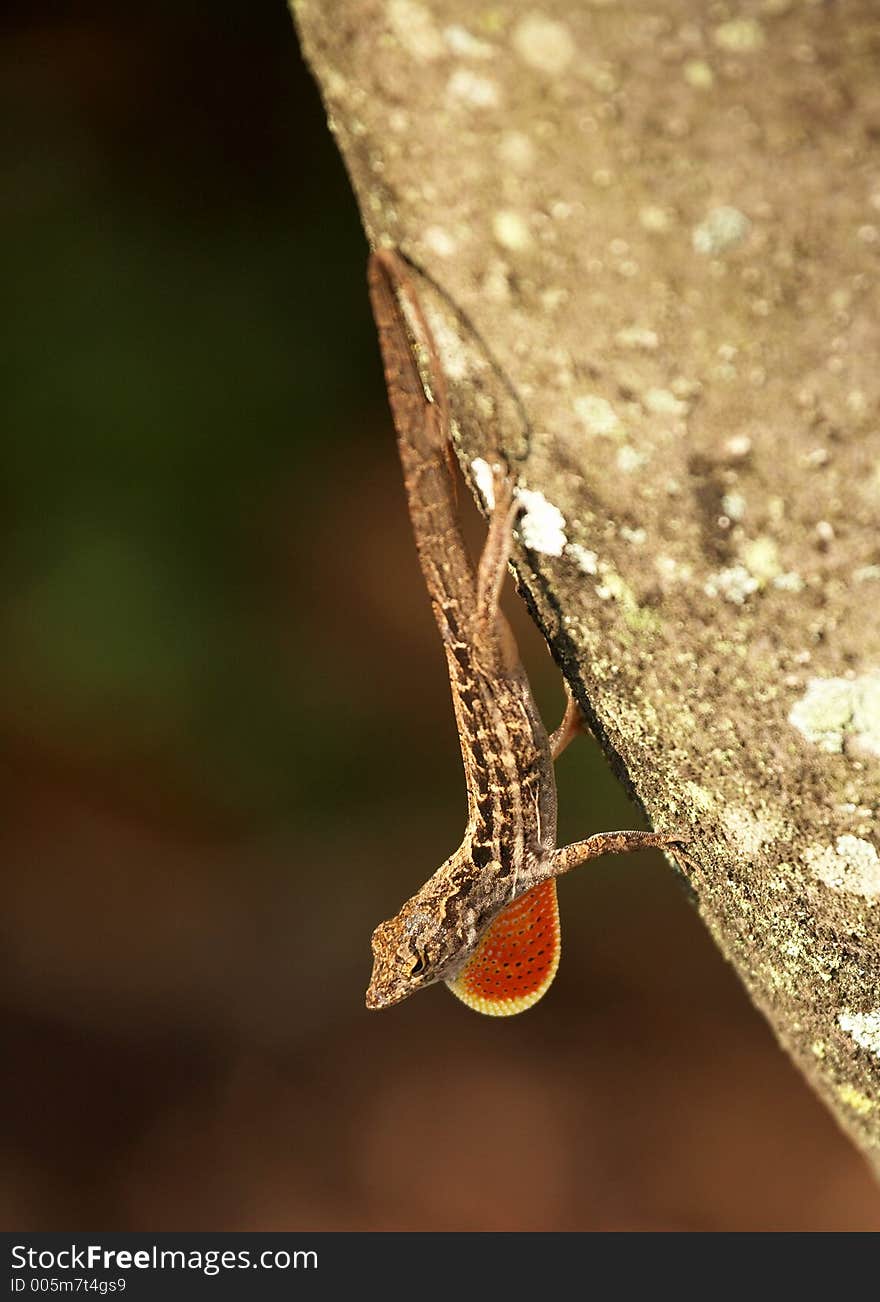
[3,1,879,1230]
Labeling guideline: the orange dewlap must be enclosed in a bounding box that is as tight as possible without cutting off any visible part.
[445,879,561,1016]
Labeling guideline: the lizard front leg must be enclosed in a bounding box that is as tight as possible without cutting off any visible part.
[549,830,688,878]
[548,698,689,873]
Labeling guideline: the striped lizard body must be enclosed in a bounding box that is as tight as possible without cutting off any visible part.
[364,249,681,1015]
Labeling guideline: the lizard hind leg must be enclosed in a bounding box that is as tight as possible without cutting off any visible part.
[445,879,561,1016]
[549,682,588,761]
[473,467,523,673]
[475,468,520,627]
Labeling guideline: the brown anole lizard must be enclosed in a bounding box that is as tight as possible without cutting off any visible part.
[365,249,684,1015]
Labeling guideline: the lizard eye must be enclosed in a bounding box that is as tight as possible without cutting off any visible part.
[410,950,427,977]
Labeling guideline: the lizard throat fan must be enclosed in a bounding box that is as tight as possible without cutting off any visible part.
[446,880,561,1016]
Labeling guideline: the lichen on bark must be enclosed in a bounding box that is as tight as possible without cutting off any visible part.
[291,0,880,1169]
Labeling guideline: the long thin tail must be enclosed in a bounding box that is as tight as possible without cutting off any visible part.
[367,250,478,628]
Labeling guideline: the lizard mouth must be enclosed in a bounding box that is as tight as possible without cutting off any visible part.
[364,971,398,1010]
[365,971,414,1011]
[364,983,384,1010]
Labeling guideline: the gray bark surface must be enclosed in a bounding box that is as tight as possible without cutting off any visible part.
[291,0,880,1166]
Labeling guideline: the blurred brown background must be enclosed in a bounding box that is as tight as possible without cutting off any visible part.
[3,1,879,1231]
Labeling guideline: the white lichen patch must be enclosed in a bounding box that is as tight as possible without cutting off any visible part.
[713,18,765,53]
[574,394,622,437]
[540,286,569,313]
[514,488,567,556]
[852,677,880,760]
[724,434,752,459]
[773,571,804,593]
[492,209,532,251]
[323,68,349,100]
[789,679,852,751]
[721,806,780,857]
[693,206,751,256]
[644,387,689,417]
[473,393,495,423]
[615,325,659,351]
[446,68,501,108]
[740,536,781,585]
[497,130,536,171]
[470,458,496,509]
[721,491,747,521]
[541,286,570,314]
[839,1011,880,1060]
[789,673,880,757]
[422,308,470,382]
[802,445,830,469]
[804,836,880,898]
[422,225,457,258]
[683,781,715,814]
[616,445,646,474]
[846,389,867,419]
[387,0,444,60]
[481,259,512,303]
[683,59,715,89]
[837,1083,875,1117]
[566,542,598,575]
[704,565,759,604]
[595,564,659,633]
[511,14,576,76]
[655,555,693,586]
[639,205,673,233]
[443,25,494,59]
[550,200,575,222]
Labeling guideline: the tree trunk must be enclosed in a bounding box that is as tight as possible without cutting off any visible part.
[291,0,880,1171]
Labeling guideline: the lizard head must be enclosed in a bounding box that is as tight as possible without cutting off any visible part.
[365,842,490,1009]
[366,859,481,1010]
[365,902,449,1009]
